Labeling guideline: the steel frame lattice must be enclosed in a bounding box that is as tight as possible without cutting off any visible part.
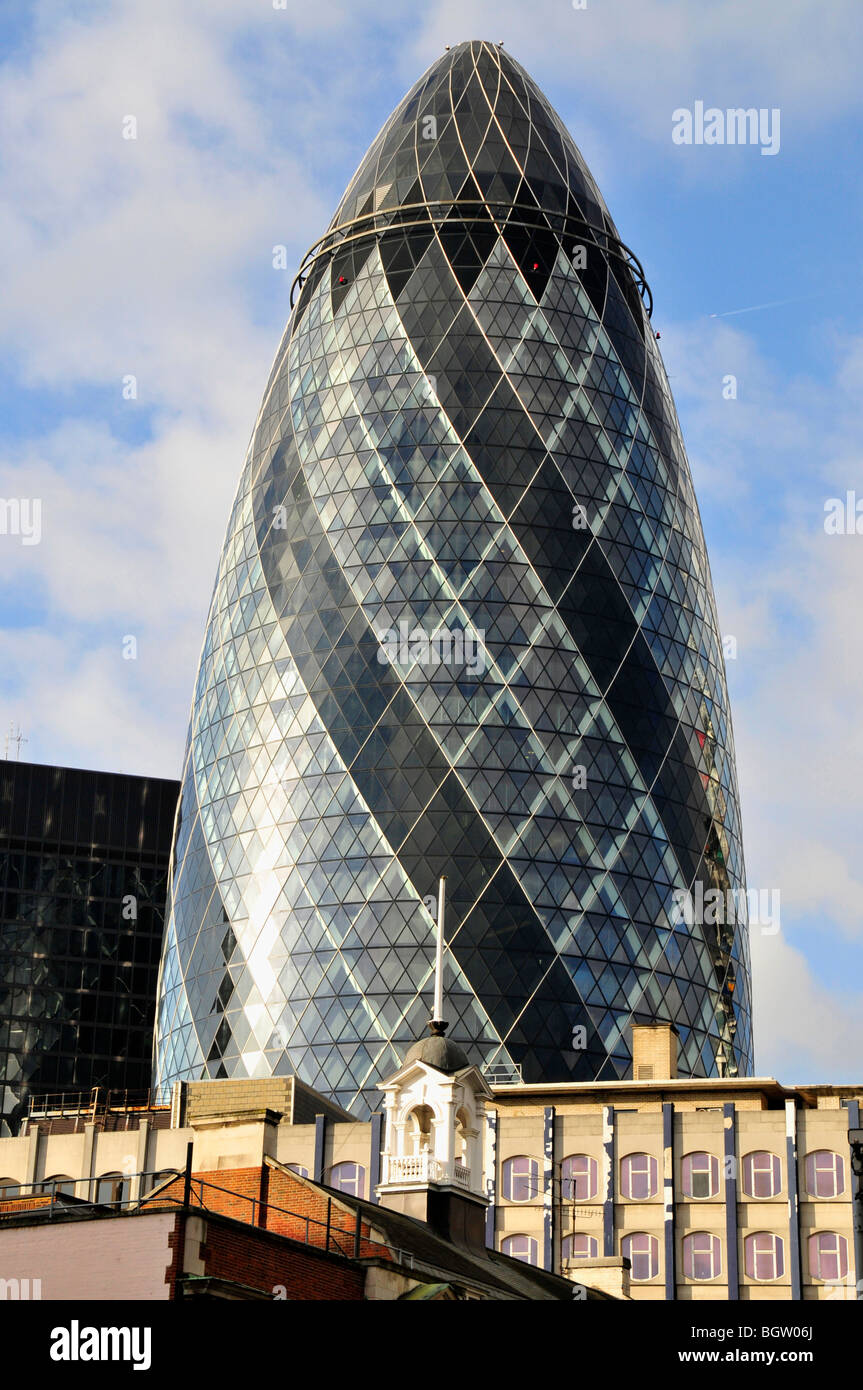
[154,40,752,1114]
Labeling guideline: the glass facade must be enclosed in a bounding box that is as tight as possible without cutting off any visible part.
[0,760,178,1131]
[154,39,752,1114]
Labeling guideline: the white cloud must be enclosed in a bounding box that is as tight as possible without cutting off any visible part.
[751,929,863,1081]
[408,0,863,140]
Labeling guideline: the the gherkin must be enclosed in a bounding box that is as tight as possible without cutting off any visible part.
[154,40,752,1113]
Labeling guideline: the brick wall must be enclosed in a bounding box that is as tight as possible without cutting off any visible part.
[184,1079,295,1122]
[150,1164,393,1265]
[199,1220,364,1300]
[0,1194,53,1215]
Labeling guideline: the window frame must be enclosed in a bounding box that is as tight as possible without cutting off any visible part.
[328,1161,365,1198]
[808,1231,848,1282]
[741,1150,782,1199]
[805,1150,845,1200]
[744,1231,785,1282]
[501,1234,538,1266]
[682,1231,723,1281]
[562,1232,598,1262]
[502,1155,540,1204]
[561,1153,598,1203]
[621,1231,660,1281]
[681,1151,720,1200]
[620,1152,658,1201]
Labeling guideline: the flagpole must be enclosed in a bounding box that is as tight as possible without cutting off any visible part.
[433,875,446,1025]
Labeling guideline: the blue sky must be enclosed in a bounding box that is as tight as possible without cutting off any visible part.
[1,0,861,1082]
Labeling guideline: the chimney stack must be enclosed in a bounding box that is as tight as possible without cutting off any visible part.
[631,1022,679,1081]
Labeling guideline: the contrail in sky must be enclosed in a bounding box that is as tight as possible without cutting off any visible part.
[708,294,817,318]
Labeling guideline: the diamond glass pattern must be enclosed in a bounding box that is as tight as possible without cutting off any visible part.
[153,41,752,1114]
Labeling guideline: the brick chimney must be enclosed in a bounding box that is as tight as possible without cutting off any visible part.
[631,1022,679,1081]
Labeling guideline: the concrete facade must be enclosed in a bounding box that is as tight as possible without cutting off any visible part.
[2,1066,860,1301]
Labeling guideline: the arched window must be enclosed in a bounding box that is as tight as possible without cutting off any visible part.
[501,1234,538,1266]
[562,1233,598,1261]
[808,1231,848,1282]
[455,1108,470,1165]
[142,1170,177,1195]
[681,1152,720,1200]
[502,1156,540,1203]
[805,1151,845,1199]
[95,1173,128,1206]
[328,1162,365,1198]
[286,1163,309,1178]
[682,1232,722,1280]
[620,1153,658,1200]
[561,1154,598,1202]
[742,1152,782,1199]
[40,1176,76,1197]
[409,1105,434,1155]
[621,1232,659,1281]
[0,1179,20,1199]
[744,1232,784,1281]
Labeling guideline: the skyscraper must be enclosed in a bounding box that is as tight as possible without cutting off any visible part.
[0,760,178,1132]
[154,40,752,1113]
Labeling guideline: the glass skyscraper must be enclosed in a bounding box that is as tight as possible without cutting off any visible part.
[0,760,178,1132]
[154,40,752,1113]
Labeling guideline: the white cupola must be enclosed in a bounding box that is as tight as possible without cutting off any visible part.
[374,878,492,1244]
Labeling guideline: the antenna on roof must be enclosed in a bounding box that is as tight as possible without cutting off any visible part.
[3,724,27,761]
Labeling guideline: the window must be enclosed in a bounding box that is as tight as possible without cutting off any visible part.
[286,1163,309,1178]
[40,1176,76,1197]
[742,1151,781,1199]
[744,1232,785,1281]
[328,1162,365,1198]
[682,1232,722,1280]
[805,1151,845,1199]
[562,1233,598,1261]
[142,1170,176,1194]
[620,1153,658,1200]
[621,1232,659,1281]
[561,1154,598,1202]
[409,1105,434,1155]
[502,1156,540,1203]
[808,1232,848,1282]
[95,1173,128,1206]
[681,1152,720,1199]
[501,1234,538,1265]
[0,1179,20,1198]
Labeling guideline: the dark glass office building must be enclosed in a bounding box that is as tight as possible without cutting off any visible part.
[0,760,179,1132]
[154,40,752,1114]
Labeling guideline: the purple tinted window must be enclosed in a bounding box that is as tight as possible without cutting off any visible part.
[503,1156,539,1203]
[681,1151,719,1199]
[742,1151,781,1199]
[561,1154,598,1202]
[809,1232,847,1282]
[329,1162,365,1197]
[621,1153,658,1200]
[621,1232,659,1281]
[502,1234,538,1265]
[562,1233,598,1261]
[805,1151,845,1199]
[683,1232,722,1280]
[744,1232,785,1281]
